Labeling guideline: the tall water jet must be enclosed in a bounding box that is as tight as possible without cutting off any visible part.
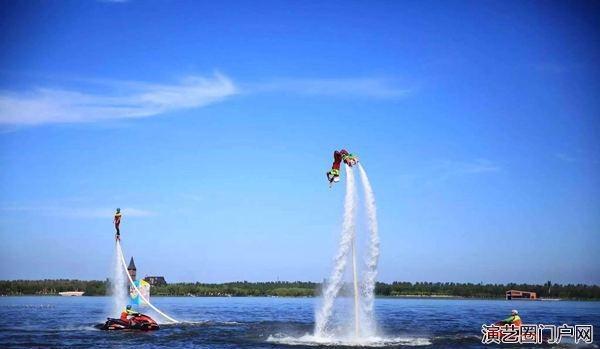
[358,163,380,336]
[109,243,128,318]
[315,164,357,338]
[314,161,381,342]
[351,237,360,337]
[267,157,428,346]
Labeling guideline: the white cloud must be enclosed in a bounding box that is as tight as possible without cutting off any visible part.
[424,158,500,184]
[555,153,578,163]
[0,205,154,218]
[395,158,501,188]
[436,159,500,176]
[69,207,154,218]
[411,158,500,183]
[0,73,413,127]
[0,73,237,125]
[555,152,598,164]
[247,77,413,99]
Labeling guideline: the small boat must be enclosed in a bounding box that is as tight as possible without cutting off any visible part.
[96,313,159,331]
[58,291,85,296]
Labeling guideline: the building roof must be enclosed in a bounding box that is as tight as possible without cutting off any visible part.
[127,257,136,270]
[143,276,167,285]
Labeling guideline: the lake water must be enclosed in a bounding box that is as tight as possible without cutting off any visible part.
[0,296,598,348]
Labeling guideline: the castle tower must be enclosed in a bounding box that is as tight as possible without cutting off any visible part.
[127,257,137,281]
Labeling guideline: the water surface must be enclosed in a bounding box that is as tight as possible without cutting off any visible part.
[0,296,598,348]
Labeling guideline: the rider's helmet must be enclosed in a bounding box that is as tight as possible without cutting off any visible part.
[511,309,518,315]
[126,305,132,310]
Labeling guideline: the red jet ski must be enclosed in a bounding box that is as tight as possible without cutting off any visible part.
[97,313,159,331]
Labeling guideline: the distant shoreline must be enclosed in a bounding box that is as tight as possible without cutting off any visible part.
[2,294,599,302]
[1,280,599,300]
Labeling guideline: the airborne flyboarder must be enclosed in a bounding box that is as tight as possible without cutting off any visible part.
[326,149,359,186]
[114,208,122,241]
[326,150,344,185]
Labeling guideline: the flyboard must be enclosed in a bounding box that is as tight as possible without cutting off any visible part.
[116,239,179,323]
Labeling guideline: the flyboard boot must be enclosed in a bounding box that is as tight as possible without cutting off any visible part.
[342,153,359,167]
[327,168,341,187]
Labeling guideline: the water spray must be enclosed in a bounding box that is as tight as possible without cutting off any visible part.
[358,163,379,335]
[351,238,360,338]
[110,248,127,318]
[315,164,357,337]
[116,240,179,323]
[315,162,380,341]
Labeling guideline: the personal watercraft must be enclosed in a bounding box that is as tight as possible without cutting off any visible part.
[96,313,159,331]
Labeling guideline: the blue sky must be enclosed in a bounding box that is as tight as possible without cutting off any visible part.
[0,0,598,284]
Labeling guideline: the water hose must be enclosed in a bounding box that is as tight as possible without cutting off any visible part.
[116,240,179,323]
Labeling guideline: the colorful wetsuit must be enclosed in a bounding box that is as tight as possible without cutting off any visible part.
[120,308,136,321]
[114,212,122,235]
[501,315,522,326]
[331,151,343,176]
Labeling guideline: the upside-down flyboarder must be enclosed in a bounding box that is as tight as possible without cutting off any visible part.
[326,149,359,186]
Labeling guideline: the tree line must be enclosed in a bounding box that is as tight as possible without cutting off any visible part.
[0,279,107,296]
[374,281,600,299]
[1,279,599,299]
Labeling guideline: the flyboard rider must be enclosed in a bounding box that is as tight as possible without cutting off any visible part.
[120,305,139,322]
[326,149,359,186]
[496,309,522,326]
[114,208,122,241]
